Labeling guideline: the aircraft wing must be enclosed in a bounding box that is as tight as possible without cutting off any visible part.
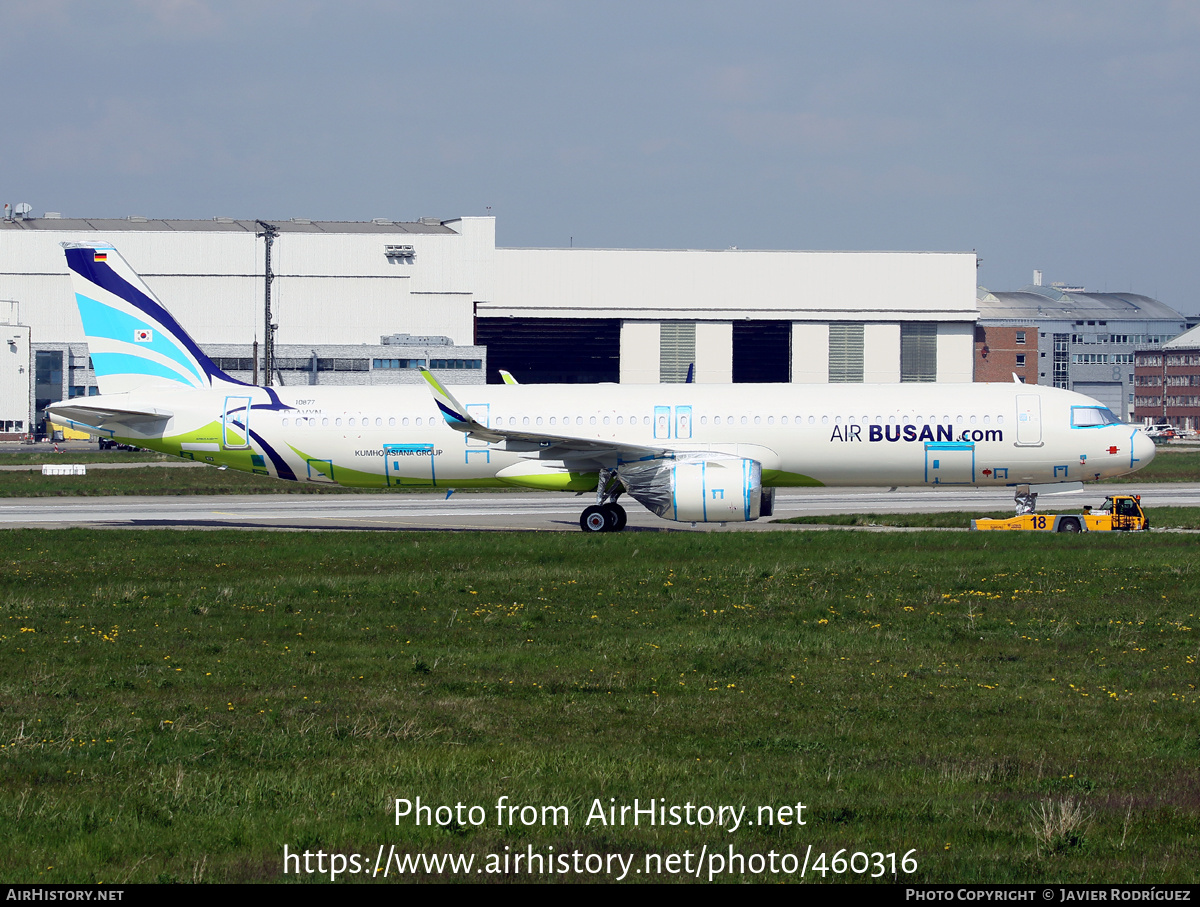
[48,401,174,429]
[420,369,666,463]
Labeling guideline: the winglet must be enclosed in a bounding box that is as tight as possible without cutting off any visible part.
[419,367,472,428]
[499,369,519,386]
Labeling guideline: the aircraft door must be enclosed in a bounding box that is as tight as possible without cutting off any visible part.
[925,442,975,484]
[675,406,692,439]
[465,404,489,447]
[222,395,252,449]
[385,443,436,487]
[305,459,336,484]
[1015,394,1042,446]
[654,405,672,440]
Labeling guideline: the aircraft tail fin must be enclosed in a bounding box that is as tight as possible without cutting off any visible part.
[62,242,241,394]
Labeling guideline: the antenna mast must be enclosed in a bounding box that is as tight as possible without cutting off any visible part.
[255,220,279,385]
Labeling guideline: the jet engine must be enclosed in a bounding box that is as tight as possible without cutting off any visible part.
[618,455,763,523]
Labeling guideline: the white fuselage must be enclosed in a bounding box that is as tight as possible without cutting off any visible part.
[94,380,1154,492]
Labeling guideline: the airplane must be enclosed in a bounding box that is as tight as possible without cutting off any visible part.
[48,241,1155,532]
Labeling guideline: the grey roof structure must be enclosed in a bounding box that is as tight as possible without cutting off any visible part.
[1162,323,1200,349]
[976,285,1183,322]
[0,216,457,235]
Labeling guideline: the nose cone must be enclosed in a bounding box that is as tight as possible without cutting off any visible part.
[1131,429,1156,471]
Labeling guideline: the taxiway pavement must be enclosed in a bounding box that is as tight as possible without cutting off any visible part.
[0,483,1185,532]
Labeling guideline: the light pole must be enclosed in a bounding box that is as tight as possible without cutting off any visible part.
[256,220,279,385]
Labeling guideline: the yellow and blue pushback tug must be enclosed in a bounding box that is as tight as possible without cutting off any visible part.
[970,494,1148,533]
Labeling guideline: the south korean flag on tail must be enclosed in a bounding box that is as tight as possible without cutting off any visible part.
[134,328,153,343]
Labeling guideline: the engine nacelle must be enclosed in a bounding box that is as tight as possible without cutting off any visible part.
[618,455,762,523]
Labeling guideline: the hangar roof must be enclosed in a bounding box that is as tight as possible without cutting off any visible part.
[1162,323,1200,349]
[0,216,456,234]
[976,284,1183,322]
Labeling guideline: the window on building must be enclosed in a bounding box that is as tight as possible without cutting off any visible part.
[213,358,257,372]
[1015,331,1026,344]
[35,350,64,417]
[429,359,482,370]
[373,359,426,369]
[1052,334,1069,389]
[1016,354,1026,367]
[317,359,370,372]
[900,323,937,383]
[828,323,865,383]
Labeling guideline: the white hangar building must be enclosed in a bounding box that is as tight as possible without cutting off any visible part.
[0,212,979,433]
[482,247,977,385]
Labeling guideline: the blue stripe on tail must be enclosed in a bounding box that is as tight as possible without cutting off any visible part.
[63,244,242,388]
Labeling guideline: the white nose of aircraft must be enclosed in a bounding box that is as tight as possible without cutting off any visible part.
[1130,427,1156,470]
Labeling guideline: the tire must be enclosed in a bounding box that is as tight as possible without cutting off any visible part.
[1058,518,1081,533]
[580,505,609,533]
[603,503,627,531]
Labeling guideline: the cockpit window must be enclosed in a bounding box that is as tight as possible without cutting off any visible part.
[1071,406,1121,428]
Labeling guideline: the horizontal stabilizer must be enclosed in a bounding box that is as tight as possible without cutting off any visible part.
[48,401,173,429]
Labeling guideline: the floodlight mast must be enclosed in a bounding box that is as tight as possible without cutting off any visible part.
[255,220,279,385]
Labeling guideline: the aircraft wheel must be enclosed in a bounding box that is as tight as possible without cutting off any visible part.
[580,505,609,533]
[1058,518,1081,533]
[603,503,627,531]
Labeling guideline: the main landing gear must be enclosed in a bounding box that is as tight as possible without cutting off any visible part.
[580,503,627,533]
[580,467,628,533]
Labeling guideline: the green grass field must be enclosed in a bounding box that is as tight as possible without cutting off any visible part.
[1,529,1194,884]
[0,466,380,497]
[0,451,175,465]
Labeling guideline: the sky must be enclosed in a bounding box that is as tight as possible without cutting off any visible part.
[2,0,1198,306]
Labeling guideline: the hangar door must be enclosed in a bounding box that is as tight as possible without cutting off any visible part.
[733,321,791,383]
[476,318,621,385]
